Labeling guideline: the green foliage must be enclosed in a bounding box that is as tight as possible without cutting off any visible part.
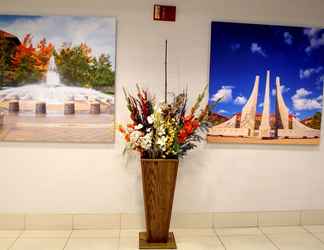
[0,38,15,88]
[54,44,115,93]
[11,55,42,85]
[90,55,115,88]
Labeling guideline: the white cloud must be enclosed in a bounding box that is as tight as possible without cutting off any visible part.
[272,85,290,96]
[283,31,293,45]
[294,88,312,98]
[317,95,323,102]
[304,28,324,54]
[0,16,116,69]
[299,67,323,79]
[230,43,240,51]
[234,96,247,105]
[258,102,264,108]
[304,28,321,37]
[218,109,228,114]
[211,86,233,103]
[250,43,267,57]
[291,88,322,110]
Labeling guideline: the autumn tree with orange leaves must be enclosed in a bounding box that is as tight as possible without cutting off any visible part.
[10,34,53,85]
[2,34,53,86]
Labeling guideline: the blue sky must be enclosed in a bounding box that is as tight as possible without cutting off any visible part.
[0,15,116,69]
[208,22,324,120]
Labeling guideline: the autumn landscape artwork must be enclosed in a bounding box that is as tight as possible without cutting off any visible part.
[0,15,116,143]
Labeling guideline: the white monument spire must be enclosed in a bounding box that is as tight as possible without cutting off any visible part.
[240,75,259,136]
[259,70,271,138]
[275,76,290,130]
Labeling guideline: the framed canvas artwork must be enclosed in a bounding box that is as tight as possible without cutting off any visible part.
[208,21,324,145]
[0,15,116,143]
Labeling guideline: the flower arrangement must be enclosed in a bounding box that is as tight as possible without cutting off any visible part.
[118,85,213,159]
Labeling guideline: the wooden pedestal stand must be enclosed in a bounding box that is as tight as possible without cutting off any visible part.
[139,159,178,249]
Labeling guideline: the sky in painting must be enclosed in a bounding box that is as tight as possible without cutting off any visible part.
[209,21,324,120]
[0,15,116,69]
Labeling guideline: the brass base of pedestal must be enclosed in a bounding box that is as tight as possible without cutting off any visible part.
[139,232,177,249]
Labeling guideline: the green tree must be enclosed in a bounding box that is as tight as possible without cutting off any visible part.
[54,43,115,93]
[90,55,115,90]
[0,38,16,88]
[12,56,42,84]
[54,45,91,87]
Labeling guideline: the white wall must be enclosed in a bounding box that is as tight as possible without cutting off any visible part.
[0,0,324,213]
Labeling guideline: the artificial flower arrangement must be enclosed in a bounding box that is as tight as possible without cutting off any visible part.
[118,85,213,159]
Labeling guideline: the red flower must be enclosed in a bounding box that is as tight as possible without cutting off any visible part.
[184,122,193,134]
[184,115,193,122]
[178,129,187,143]
[192,119,200,129]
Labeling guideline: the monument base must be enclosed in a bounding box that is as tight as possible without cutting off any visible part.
[278,129,320,138]
[259,128,271,138]
[208,128,250,137]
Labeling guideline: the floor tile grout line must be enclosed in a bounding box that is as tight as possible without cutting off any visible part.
[212,212,227,249]
[259,226,281,250]
[72,214,74,231]
[302,225,324,245]
[212,227,227,250]
[7,230,24,250]
[24,214,26,231]
[62,230,73,250]
[117,214,121,250]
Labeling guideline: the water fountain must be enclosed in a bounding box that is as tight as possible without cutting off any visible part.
[0,56,114,105]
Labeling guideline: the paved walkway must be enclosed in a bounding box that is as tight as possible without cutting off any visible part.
[0,113,114,143]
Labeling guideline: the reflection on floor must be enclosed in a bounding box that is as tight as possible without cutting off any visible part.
[1,226,324,250]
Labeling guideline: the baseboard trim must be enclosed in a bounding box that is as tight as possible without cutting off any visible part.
[0,210,323,230]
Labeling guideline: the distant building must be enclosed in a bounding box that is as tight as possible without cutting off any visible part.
[208,112,229,125]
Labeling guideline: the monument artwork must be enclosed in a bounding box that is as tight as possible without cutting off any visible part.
[208,22,324,144]
[0,15,116,143]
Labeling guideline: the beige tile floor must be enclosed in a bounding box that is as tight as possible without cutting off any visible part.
[1,226,324,249]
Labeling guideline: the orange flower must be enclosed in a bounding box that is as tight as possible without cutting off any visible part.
[127,123,135,129]
[124,134,130,142]
[118,124,126,133]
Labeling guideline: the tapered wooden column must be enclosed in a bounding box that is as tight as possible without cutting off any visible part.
[140,159,178,249]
